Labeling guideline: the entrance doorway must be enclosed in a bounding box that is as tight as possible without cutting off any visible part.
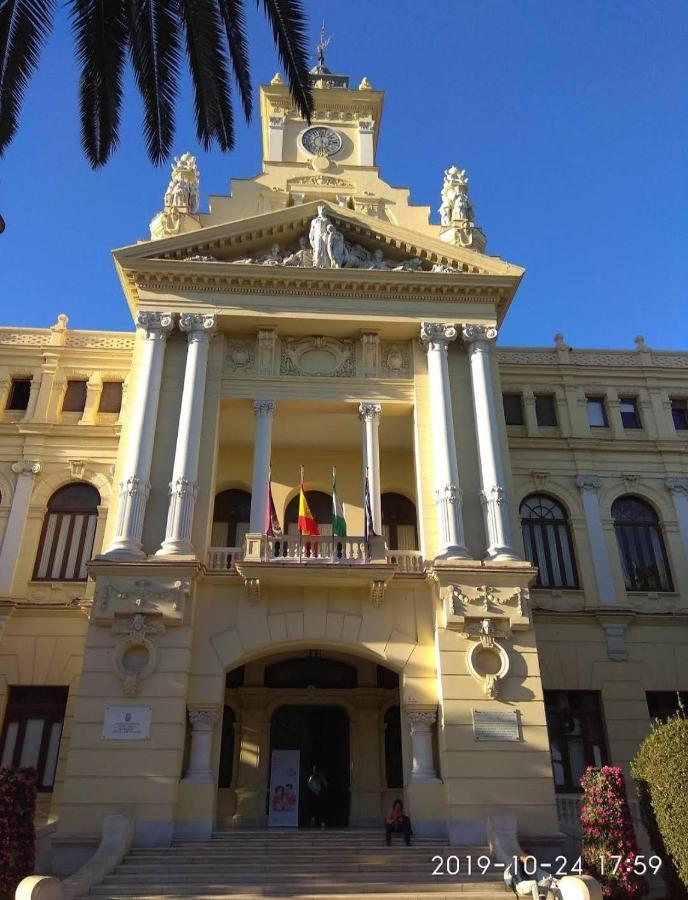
[269,705,350,827]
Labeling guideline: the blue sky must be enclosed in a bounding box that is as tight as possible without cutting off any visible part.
[1,0,686,349]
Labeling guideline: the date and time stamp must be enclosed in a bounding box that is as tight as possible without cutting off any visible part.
[430,854,664,877]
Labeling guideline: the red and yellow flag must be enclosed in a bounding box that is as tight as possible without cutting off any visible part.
[297,467,320,536]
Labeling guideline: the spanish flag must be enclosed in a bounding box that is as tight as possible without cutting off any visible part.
[298,467,320,536]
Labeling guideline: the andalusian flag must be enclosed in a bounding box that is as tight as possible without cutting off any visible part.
[332,467,347,536]
[264,467,282,536]
[297,467,320,536]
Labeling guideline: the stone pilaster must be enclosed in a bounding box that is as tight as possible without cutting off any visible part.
[359,402,382,534]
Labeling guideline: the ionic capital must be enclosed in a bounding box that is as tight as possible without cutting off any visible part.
[576,473,602,493]
[252,398,276,417]
[461,324,498,345]
[666,477,688,497]
[137,312,174,340]
[358,401,382,422]
[188,707,220,729]
[11,459,40,477]
[420,322,458,350]
[179,313,217,339]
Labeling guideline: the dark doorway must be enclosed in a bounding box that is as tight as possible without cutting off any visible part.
[269,705,350,827]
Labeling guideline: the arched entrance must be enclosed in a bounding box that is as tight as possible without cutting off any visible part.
[218,649,405,829]
[270,705,350,827]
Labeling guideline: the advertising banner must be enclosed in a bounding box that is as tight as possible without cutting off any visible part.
[268,749,300,827]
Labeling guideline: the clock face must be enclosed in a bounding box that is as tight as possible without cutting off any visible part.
[301,126,342,157]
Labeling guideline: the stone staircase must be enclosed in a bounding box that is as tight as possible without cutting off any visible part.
[79,829,510,899]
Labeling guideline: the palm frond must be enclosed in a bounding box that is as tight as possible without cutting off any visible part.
[217,0,252,121]
[0,0,56,155]
[258,0,312,121]
[176,0,234,150]
[69,0,128,167]
[126,0,181,165]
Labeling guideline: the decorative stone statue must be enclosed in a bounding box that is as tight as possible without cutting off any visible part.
[164,152,200,214]
[363,249,390,270]
[439,165,474,226]
[309,204,331,267]
[283,237,312,267]
[326,224,347,268]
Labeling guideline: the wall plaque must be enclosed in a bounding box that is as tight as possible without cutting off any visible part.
[102,705,152,741]
[473,708,520,742]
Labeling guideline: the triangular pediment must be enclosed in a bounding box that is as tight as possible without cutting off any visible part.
[116,201,521,276]
[113,201,524,321]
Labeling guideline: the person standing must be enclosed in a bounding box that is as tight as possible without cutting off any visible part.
[307,764,328,828]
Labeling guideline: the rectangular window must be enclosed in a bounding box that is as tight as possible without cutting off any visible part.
[98,381,123,414]
[646,691,688,722]
[502,393,524,425]
[7,378,31,411]
[544,690,608,793]
[671,398,688,431]
[535,394,558,426]
[62,380,87,413]
[586,397,608,427]
[619,398,641,429]
[0,686,69,792]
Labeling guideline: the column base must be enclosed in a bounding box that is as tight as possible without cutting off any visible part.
[434,545,472,562]
[180,773,214,785]
[409,773,443,785]
[99,541,146,561]
[155,539,197,559]
[485,547,521,563]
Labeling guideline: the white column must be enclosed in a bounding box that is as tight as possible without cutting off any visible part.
[157,314,217,557]
[576,474,617,604]
[462,325,518,561]
[406,708,440,783]
[666,477,688,558]
[103,312,174,558]
[268,116,285,161]
[359,402,382,534]
[420,322,469,560]
[0,460,40,595]
[249,400,276,532]
[183,707,220,784]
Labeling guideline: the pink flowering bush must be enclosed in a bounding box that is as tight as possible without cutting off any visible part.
[580,766,648,899]
[0,767,37,900]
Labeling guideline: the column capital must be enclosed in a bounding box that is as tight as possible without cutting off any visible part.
[137,311,174,339]
[358,401,382,421]
[188,707,221,728]
[253,398,276,417]
[420,322,458,349]
[405,707,437,729]
[11,459,40,476]
[179,313,217,338]
[576,473,602,493]
[461,324,498,344]
[666,476,688,497]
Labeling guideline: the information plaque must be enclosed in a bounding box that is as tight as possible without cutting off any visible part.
[102,706,152,741]
[473,709,521,742]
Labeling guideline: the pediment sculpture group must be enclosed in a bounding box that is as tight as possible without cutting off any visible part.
[228,205,461,273]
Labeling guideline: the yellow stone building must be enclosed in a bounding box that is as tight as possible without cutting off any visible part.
[1,62,687,878]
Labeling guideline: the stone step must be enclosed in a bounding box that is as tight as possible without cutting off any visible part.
[86,882,509,897]
[83,894,508,900]
[109,869,503,881]
[102,872,504,885]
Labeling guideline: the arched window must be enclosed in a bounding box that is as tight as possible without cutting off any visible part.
[612,496,673,592]
[520,494,578,589]
[381,492,418,551]
[34,483,100,581]
[284,490,332,535]
[212,489,251,548]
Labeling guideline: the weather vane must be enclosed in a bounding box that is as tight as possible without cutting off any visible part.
[315,22,332,70]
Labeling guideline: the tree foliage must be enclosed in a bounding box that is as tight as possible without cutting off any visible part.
[0,767,37,900]
[0,0,313,167]
[631,710,688,896]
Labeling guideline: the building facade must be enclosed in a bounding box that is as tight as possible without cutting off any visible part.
[1,64,687,871]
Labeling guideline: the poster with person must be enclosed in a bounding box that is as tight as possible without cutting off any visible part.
[267,749,300,827]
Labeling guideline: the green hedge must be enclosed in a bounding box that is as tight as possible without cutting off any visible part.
[631,711,688,897]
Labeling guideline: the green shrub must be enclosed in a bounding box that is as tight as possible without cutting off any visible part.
[631,711,688,896]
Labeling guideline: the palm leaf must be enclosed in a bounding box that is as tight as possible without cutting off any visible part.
[176,0,234,150]
[69,0,128,167]
[217,0,252,121]
[258,0,312,121]
[0,0,56,155]
[126,0,181,165]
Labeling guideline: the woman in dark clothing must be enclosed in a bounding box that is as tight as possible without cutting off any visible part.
[385,798,412,846]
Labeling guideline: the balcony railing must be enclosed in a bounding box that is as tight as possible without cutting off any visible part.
[206,535,424,572]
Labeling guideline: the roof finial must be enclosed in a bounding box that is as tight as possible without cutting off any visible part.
[315,21,332,71]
